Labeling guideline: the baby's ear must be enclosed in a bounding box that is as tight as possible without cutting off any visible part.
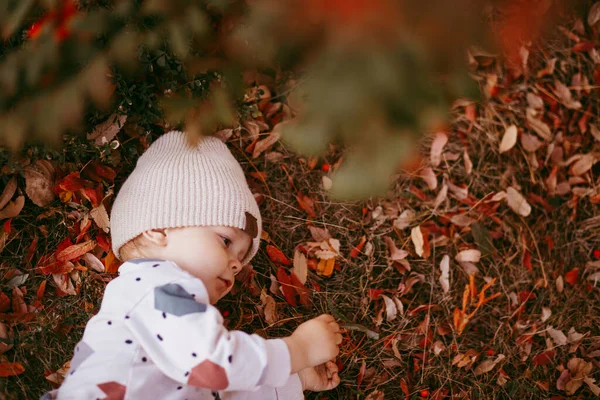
[141,229,168,247]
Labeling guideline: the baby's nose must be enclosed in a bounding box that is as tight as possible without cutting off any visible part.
[230,258,242,274]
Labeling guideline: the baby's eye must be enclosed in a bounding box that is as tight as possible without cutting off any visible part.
[220,235,232,247]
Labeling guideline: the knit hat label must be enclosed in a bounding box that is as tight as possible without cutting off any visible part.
[244,212,258,238]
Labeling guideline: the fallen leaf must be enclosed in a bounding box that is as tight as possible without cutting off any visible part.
[82,253,105,273]
[433,183,448,209]
[350,236,367,258]
[384,236,408,261]
[0,176,17,210]
[381,295,398,322]
[554,80,582,109]
[0,362,25,377]
[584,376,600,396]
[527,92,544,109]
[473,354,506,376]
[499,125,518,153]
[556,276,564,293]
[464,150,473,175]
[252,130,281,158]
[87,114,127,145]
[569,154,596,176]
[0,195,24,220]
[564,268,580,285]
[393,209,415,230]
[533,349,555,367]
[430,132,448,167]
[419,167,437,190]
[276,267,297,307]
[521,133,544,152]
[56,240,96,262]
[439,255,450,293]
[266,245,291,266]
[290,272,311,306]
[526,112,552,141]
[308,226,331,242]
[11,287,27,314]
[411,226,424,257]
[365,390,384,400]
[90,203,110,233]
[23,162,55,207]
[455,249,481,263]
[588,2,600,26]
[506,187,531,217]
[260,289,278,324]
[0,323,14,354]
[537,58,557,78]
[292,249,307,285]
[547,326,568,346]
[296,193,317,218]
[590,124,600,141]
[540,307,552,323]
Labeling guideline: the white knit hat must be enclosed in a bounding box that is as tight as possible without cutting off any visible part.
[110,131,261,264]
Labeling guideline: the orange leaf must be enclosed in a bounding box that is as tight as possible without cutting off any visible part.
[572,41,595,52]
[96,231,111,253]
[296,193,317,218]
[266,245,291,266]
[564,268,580,286]
[56,172,86,192]
[532,349,555,367]
[36,280,47,301]
[37,262,74,275]
[290,272,311,306]
[318,258,335,277]
[0,362,25,377]
[350,236,367,258]
[307,258,318,271]
[56,240,96,262]
[103,250,120,273]
[276,267,297,307]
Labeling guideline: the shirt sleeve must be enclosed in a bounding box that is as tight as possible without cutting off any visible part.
[123,272,293,392]
[222,374,303,400]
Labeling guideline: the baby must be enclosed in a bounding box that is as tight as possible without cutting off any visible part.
[45,131,341,399]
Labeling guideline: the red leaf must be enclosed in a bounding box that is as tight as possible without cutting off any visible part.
[93,162,116,182]
[56,172,86,192]
[523,250,532,272]
[56,237,74,254]
[350,236,367,258]
[564,268,580,286]
[519,291,536,303]
[0,293,10,313]
[266,245,291,266]
[56,240,96,262]
[36,280,47,301]
[80,187,100,208]
[532,349,555,366]
[0,362,25,377]
[37,262,74,275]
[75,219,92,244]
[25,235,39,264]
[296,193,317,218]
[290,271,311,306]
[572,41,595,52]
[276,267,297,307]
[368,288,384,300]
[2,219,11,234]
[96,231,111,254]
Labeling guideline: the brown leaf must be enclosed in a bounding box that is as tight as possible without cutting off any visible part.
[554,80,581,109]
[455,249,481,263]
[296,193,317,217]
[499,125,518,153]
[52,273,76,295]
[473,354,505,376]
[439,255,450,293]
[11,287,27,314]
[252,130,281,159]
[430,132,448,167]
[526,112,552,141]
[308,226,331,242]
[411,226,424,257]
[0,196,24,220]
[82,253,105,273]
[419,167,437,190]
[260,289,278,324]
[527,92,544,109]
[292,249,307,285]
[23,164,55,207]
[506,187,531,217]
[56,240,97,262]
[90,204,110,233]
[0,176,17,210]
[569,154,596,176]
[383,236,408,261]
[588,2,600,26]
[521,133,544,153]
[87,114,127,145]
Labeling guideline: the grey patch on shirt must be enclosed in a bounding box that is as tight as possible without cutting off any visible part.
[127,258,165,265]
[70,341,94,371]
[39,390,58,400]
[154,283,207,316]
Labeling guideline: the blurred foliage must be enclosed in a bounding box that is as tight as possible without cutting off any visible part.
[0,0,576,199]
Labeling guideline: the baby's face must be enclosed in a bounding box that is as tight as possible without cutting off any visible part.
[159,225,252,304]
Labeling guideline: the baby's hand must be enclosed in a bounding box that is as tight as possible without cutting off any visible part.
[284,314,341,373]
[298,360,340,392]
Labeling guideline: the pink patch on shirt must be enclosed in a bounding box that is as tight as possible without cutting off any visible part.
[188,359,229,390]
[97,381,126,400]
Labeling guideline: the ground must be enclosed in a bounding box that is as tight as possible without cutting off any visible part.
[1,7,600,400]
